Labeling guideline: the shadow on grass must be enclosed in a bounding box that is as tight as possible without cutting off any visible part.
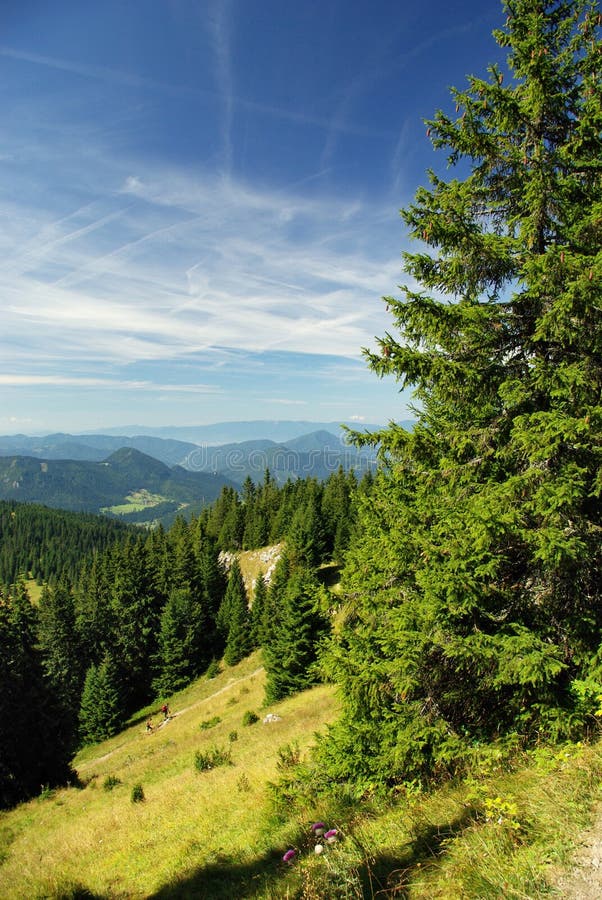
[317,562,341,588]
[54,886,107,899]
[149,847,285,900]
[363,806,479,896]
[149,807,477,899]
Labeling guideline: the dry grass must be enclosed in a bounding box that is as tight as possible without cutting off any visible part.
[3,650,602,899]
[0,651,339,899]
[236,544,284,598]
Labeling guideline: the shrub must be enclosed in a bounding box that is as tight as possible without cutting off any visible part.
[237,773,251,792]
[229,730,238,742]
[242,710,259,726]
[199,715,222,731]
[206,659,220,679]
[103,775,121,792]
[131,783,145,803]
[194,746,232,773]
[38,784,56,802]
[277,740,301,770]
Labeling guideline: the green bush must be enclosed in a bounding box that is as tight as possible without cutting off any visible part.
[242,710,259,726]
[103,775,121,792]
[276,740,301,770]
[131,783,145,803]
[205,659,220,679]
[199,715,222,731]
[194,746,232,773]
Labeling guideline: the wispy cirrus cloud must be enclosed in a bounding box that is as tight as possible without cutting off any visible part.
[206,0,234,173]
[0,155,405,374]
[0,374,221,394]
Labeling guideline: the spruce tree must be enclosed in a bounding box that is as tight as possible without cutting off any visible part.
[0,585,73,807]
[264,565,328,704]
[220,560,252,666]
[37,578,82,749]
[250,573,268,647]
[110,537,161,711]
[261,552,290,648]
[79,653,124,745]
[286,482,326,568]
[153,587,208,695]
[324,0,602,785]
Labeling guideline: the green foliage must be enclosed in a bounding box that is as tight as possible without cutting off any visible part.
[37,579,82,729]
[276,741,301,771]
[0,500,132,587]
[264,563,328,704]
[250,573,267,647]
[242,710,259,726]
[0,583,74,809]
[193,746,232,772]
[221,561,252,667]
[199,715,222,730]
[324,0,602,786]
[205,659,220,679]
[130,783,145,803]
[102,775,121,792]
[78,654,125,746]
[153,587,208,696]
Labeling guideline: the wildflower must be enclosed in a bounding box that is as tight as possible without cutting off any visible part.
[314,844,324,854]
[282,849,296,864]
[311,822,326,836]
[324,828,338,843]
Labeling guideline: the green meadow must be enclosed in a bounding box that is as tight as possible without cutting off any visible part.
[1,648,601,898]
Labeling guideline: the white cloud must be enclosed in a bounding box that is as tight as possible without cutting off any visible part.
[0,374,220,392]
[0,159,404,371]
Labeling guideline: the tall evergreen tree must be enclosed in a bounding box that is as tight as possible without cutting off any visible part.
[286,481,327,568]
[250,572,268,647]
[261,552,290,648]
[75,555,115,671]
[198,533,227,639]
[153,587,208,695]
[324,0,602,785]
[264,565,328,704]
[110,537,160,712]
[79,652,125,745]
[221,560,252,666]
[37,577,82,748]
[0,585,73,808]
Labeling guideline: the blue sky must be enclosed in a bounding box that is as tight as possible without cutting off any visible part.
[1,0,504,434]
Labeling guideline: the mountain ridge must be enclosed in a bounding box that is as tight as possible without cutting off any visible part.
[0,449,235,526]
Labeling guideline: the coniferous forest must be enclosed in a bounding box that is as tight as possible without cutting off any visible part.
[0,467,362,808]
[1,0,601,843]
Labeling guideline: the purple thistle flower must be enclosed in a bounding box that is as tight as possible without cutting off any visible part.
[311,822,326,836]
[282,849,296,864]
[324,828,338,843]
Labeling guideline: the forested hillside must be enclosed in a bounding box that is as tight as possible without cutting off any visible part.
[0,465,365,808]
[0,501,134,586]
[0,449,236,526]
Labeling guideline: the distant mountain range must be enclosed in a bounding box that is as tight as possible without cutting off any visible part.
[0,422,403,483]
[73,419,395,444]
[0,448,235,526]
[0,432,201,467]
[0,421,415,523]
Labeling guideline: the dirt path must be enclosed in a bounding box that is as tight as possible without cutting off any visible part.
[549,801,602,898]
[77,666,264,770]
[174,666,264,718]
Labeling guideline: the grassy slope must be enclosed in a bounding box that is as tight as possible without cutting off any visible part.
[0,653,339,899]
[1,649,602,898]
